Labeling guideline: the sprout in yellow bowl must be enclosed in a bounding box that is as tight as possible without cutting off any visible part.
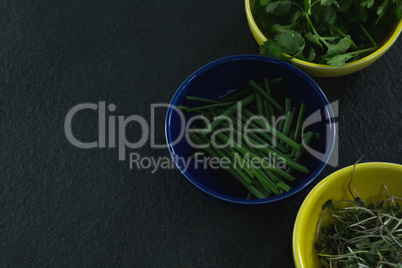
[292,162,402,267]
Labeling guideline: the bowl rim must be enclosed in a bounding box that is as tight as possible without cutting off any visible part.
[292,162,402,267]
[245,0,402,70]
[165,54,336,205]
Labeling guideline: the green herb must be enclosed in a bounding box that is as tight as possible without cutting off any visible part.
[315,161,402,267]
[185,96,220,104]
[316,194,402,267]
[253,0,402,66]
[180,77,321,199]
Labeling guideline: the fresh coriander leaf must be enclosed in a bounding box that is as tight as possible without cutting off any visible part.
[393,2,402,20]
[326,37,353,54]
[265,1,279,13]
[274,1,292,14]
[265,0,292,15]
[254,1,280,30]
[338,0,354,12]
[320,0,338,6]
[274,31,305,55]
[389,1,402,20]
[377,0,390,16]
[291,10,303,24]
[259,31,305,60]
[271,23,293,34]
[350,6,369,22]
[260,40,291,60]
[260,0,270,6]
[312,5,338,25]
[307,47,317,62]
[361,0,375,8]
[323,52,354,66]
[376,0,390,23]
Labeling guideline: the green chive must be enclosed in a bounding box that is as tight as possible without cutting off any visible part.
[185,101,236,112]
[255,91,264,116]
[186,96,219,103]
[242,108,301,151]
[293,103,306,143]
[249,80,284,113]
[216,132,297,181]
[201,94,255,134]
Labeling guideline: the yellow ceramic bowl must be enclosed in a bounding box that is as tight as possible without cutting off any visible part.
[245,0,402,77]
[292,162,402,268]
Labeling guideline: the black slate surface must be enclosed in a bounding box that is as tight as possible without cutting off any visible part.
[0,0,401,267]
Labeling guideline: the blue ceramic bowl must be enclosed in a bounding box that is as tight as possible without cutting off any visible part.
[165,55,336,205]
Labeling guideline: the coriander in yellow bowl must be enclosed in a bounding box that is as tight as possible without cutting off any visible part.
[245,0,402,77]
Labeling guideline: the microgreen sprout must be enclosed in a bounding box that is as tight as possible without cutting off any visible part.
[315,161,402,267]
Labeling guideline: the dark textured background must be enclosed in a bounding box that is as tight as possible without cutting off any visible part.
[0,0,401,267]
